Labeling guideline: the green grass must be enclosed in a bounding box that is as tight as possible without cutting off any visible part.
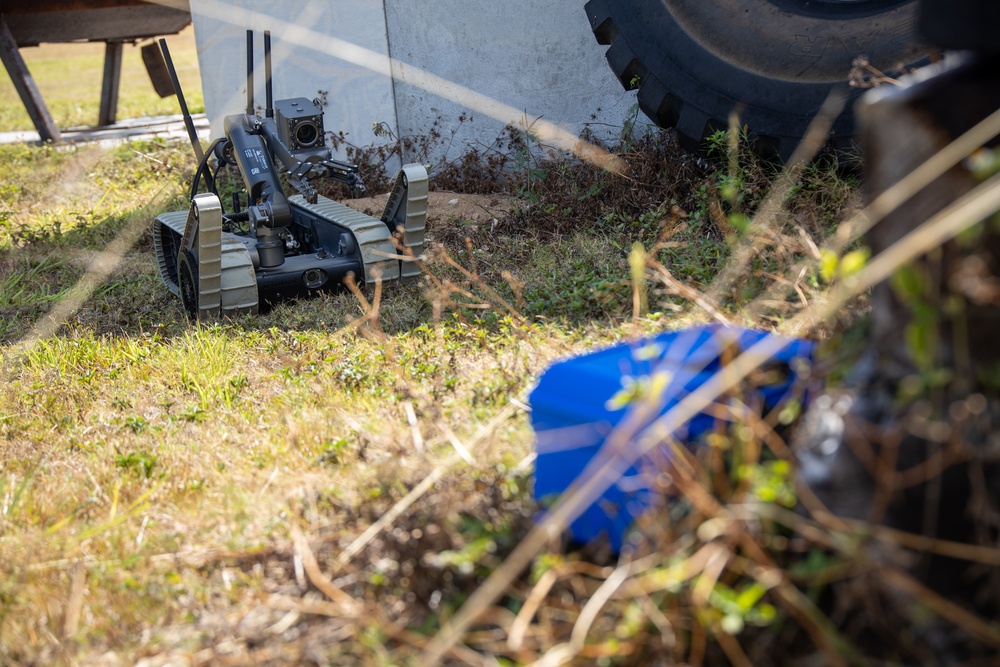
[0,135,632,664]
[0,107,897,664]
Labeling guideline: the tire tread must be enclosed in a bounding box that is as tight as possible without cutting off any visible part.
[584,0,926,161]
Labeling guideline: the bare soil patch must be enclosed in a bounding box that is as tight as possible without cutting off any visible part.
[342,190,513,231]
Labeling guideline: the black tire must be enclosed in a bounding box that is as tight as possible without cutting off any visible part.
[177,250,200,320]
[585,0,933,161]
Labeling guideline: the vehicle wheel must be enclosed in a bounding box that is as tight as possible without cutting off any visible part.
[585,0,933,160]
[177,250,200,319]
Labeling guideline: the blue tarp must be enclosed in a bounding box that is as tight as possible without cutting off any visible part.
[530,325,814,551]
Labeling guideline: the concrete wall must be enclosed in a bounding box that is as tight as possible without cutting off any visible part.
[190,0,636,168]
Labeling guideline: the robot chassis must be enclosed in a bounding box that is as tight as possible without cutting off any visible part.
[152,30,427,318]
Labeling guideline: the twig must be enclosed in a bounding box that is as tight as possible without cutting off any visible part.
[737,532,854,667]
[636,594,677,650]
[289,522,362,613]
[648,258,733,325]
[880,567,1000,648]
[262,592,349,618]
[713,622,754,667]
[343,272,384,336]
[617,541,723,597]
[402,401,425,454]
[62,562,86,640]
[690,544,731,607]
[570,563,630,648]
[508,569,558,651]
[439,250,528,326]
[856,520,1000,567]
[440,422,475,464]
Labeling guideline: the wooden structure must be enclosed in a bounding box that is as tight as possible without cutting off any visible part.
[0,0,191,142]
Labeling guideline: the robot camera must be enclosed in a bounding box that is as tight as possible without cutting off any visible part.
[274,97,325,153]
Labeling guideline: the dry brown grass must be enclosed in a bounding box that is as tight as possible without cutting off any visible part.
[3,91,1000,667]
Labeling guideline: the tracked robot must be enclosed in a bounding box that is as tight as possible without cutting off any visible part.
[152,30,427,318]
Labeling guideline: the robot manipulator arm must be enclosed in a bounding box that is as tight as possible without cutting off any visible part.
[222,114,292,230]
[221,114,292,268]
[259,119,365,196]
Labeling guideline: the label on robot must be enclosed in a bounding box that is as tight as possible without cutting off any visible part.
[244,148,271,174]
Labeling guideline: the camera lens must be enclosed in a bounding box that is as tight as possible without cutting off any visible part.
[302,268,327,289]
[295,121,319,147]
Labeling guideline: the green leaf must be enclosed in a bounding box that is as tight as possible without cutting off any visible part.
[629,242,648,316]
[967,147,1000,181]
[752,603,777,625]
[728,213,749,234]
[605,377,641,411]
[838,249,868,277]
[778,399,802,425]
[905,321,935,371]
[890,263,926,305]
[819,249,839,283]
[735,582,767,611]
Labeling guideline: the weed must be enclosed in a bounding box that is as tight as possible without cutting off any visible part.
[0,97,890,667]
[115,451,158,478]
[123,415,148,433]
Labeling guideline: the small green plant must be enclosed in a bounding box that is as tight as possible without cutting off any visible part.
[891,261,940,375]
[819,247,869,284]
[0,89,904,667]
[316,437,351,467]
[703,581,778,636]
[123,415,148,433]
[115,451,158,478]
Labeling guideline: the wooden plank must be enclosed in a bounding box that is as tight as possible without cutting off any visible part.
[141,41,175,98]
[0,16,61,143]
[3,0,186,13]
[98,41,124,126]
[4,6,190,46]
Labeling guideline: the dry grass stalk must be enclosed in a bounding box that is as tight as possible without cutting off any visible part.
[334,402,518,569]
[784,169,1000,334]
[4,65,1000,665]
[289,522,362,613]
[425,106,1000,666]
[707,90,846,304]
[880,568,1000,648]
[748,105,1000,322]
[648,259,732,326]
[61,562,86,641]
